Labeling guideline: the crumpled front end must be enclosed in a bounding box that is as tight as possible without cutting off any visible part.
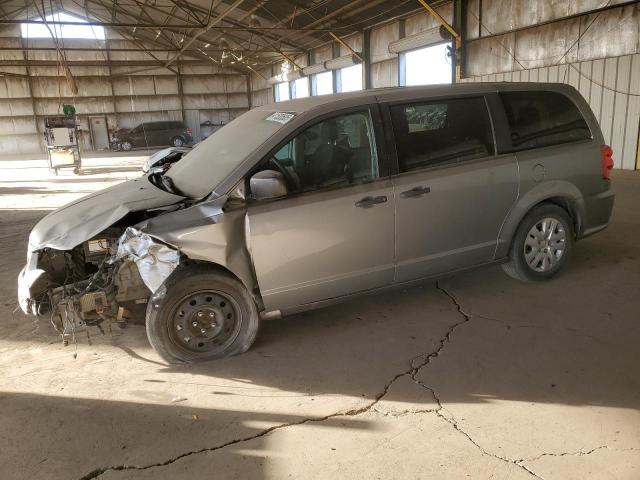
[17,187,259,343]
[17,225,183,337]
[114,227,180,293]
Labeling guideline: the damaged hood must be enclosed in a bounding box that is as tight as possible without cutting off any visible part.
[28,177,185,252]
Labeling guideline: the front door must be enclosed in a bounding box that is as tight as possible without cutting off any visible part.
[247,108,395,311]
[385,96,518,282]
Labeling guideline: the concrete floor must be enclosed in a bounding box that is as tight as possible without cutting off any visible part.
[0,156,638,480]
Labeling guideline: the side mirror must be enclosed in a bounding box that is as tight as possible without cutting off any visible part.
[250,169,288,200]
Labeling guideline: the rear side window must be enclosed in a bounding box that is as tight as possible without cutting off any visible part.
[500,91,591,151]
[390,97,494,172]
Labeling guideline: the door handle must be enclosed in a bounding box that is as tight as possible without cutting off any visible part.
[400,186,431,198]
[355,195,388,208]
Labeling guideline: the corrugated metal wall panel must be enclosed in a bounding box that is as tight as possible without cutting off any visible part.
[371,59,398,88]
[251,89,271,107]
[370,22,399,64]
[623,56,640,170]
[463,53,640,169]
[183,93,248,110]
[338,33,363,56]
[0,98,34,117]
[114,95,181,112]
[0,134,41,154]
[0,116,37,134]
[0,77,30,98]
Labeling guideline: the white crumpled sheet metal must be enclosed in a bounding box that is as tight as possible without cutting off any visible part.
[115,227,180,293]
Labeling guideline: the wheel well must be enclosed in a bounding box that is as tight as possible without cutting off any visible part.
[178,259,264,309]
[533,196,581,237]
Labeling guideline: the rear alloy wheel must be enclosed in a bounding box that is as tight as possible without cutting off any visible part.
[146,267,259,364]
[523,218,567,272]
[121,141,132,151]
[171,136,185,147]
[502,204,574,282]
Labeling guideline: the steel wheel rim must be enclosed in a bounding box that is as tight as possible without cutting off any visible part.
[168,290,242,355]
[524,217,566,272]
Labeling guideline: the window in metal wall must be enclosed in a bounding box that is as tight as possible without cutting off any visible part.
[275,82,290,102]
[292,77,310,99]
[399,43,452,86]
[21,12,105,39]
[337,64,362,93]
[312,71,333,96]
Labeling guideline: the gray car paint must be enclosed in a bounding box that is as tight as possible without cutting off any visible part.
[27,176,185,252]
[248,178,396,312]
[392,154,519,282]
[19,82,614,319]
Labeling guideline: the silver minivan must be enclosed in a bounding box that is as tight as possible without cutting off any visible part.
[18,83,615,363]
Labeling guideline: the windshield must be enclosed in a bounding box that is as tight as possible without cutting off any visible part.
[167,109,291,198]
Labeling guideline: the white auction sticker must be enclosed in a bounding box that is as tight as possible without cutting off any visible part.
[265,112,296,124]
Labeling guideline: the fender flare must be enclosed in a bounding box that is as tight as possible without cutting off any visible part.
[495,180,585,259]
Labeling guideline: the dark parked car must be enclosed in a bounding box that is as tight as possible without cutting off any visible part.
[114,121,193,150]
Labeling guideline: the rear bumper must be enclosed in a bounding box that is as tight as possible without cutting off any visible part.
[579,189,615,238]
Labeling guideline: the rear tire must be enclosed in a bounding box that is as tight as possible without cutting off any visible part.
[121,141,132,151]
[502,204,574,282]
[171,136,185,147]
[146,266,259,364]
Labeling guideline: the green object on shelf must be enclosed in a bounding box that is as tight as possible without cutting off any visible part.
[63,104,76,116]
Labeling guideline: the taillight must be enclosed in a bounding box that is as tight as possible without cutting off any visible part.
[186,127,192,136]
[600,144,613,179]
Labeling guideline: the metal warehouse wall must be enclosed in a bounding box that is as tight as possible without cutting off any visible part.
[461,54,640,170]
[0,25,249,155]
[463,1,640,170]
[248,1,639,170]
[249,4,453,101]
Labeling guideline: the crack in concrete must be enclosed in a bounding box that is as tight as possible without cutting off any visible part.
[414,377,546,480]
[520,445,609,462]
[79,281,474,479]
[414,284,545,480]
[84,281,563,480]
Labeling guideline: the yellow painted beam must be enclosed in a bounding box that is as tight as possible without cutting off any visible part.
[417,0,460,39]
[329,32,364,63]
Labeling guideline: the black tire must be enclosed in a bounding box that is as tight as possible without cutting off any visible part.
[121,141,132,151]
[502,203,574,282]
[171,136,185,147]
[146,266,259,364]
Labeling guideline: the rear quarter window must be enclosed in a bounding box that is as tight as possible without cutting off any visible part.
[500,91,591,152]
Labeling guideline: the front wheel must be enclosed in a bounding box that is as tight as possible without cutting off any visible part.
[121,141,132,151]
[502,204,574,282]
[146,267,260,364]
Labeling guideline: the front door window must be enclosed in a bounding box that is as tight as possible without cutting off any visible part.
[268,110,379,195]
